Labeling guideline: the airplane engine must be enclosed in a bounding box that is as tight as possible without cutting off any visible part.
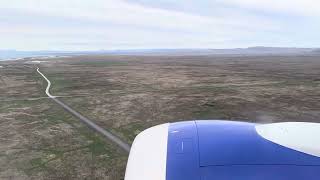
[124,120,320,180]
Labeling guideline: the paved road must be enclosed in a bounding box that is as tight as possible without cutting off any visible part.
[37,67,131,153]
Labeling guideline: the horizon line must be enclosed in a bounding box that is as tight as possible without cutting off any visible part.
[1,46,319,52]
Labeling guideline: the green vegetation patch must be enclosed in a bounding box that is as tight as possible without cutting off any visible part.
[71,61,129,67]
[117,121,150,143]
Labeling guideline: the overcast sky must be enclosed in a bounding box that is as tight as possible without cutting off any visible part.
[1,0,319,51]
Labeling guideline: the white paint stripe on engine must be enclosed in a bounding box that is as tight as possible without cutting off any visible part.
[256,122,320,158]
[125,123,169,180]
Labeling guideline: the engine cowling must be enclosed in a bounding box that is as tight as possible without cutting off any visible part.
[125,120,320,180]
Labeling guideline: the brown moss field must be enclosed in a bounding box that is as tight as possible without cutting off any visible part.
[0,54,319,179]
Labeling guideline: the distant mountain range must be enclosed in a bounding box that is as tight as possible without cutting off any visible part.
[1,47,319,60]
[311,49,320,53]
[105,47,318,55]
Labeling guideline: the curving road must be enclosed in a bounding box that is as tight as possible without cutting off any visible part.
[37,68,55,98]
[37,67,131,153]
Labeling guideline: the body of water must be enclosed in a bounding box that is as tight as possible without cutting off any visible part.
[0,51,77,61]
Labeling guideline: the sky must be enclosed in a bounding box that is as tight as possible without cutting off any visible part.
[0,0,319,51]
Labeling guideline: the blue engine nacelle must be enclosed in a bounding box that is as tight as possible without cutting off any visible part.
[125,120,320,180]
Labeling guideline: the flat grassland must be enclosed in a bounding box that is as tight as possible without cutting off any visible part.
[1,55,319,179]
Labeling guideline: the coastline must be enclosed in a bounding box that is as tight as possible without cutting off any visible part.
[0,55,72,62]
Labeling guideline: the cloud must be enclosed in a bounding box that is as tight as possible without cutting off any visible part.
[0,0,319,50]
[2,0,225,32]
[220,0,320,17]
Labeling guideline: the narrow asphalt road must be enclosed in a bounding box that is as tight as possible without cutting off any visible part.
[37,67,131,153]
